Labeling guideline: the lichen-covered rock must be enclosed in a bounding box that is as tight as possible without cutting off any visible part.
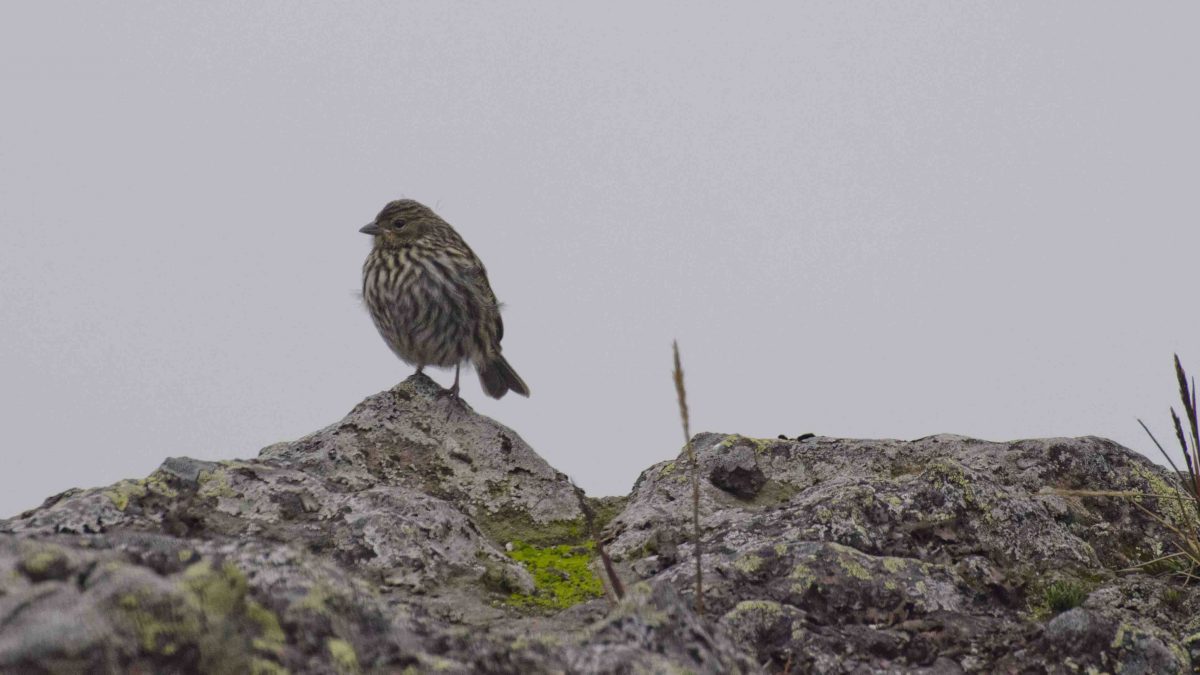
[0,375,598,674]
[606,432,1197,672]
[2,379,1195,673]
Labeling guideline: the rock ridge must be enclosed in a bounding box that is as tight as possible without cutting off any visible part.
[1,376,1196,673]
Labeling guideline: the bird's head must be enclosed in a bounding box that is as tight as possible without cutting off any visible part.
[360,199,444,246]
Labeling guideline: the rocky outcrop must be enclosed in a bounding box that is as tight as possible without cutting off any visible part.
[1,376,1196,673]
[608,433,1200,673]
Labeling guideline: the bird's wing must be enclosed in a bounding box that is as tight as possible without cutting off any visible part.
[463,261,504,344]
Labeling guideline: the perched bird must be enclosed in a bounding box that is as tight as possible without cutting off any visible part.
[360,199,529,399]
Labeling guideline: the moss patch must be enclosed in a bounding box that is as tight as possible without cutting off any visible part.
[505,541,604,609]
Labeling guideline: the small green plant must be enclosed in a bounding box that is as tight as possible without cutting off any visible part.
[505,541,604,610]
[1043,580,1088,614]
[1161,587,1184,610]
[1027,579,1091,621]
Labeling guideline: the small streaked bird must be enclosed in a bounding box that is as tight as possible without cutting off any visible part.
[360,199,529,399]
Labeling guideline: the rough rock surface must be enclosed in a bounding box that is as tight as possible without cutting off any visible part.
[608,433,1200,673]
[2,376,1197,673]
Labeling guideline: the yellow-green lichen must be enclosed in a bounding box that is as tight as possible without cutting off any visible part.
[733,554,764,574]
[141,470,179,499]
[881,557,908,574]
[19,546,68,578]
[251,658,290,675]
[327,638,361,675]
[835,549,873,581]
[247,599,286,655]
[790,564,816,593]
[1110,621,1141,651]
[724,599,785,621]
[104,471,179,511]
[105,479,149,511]
[505,541,604,610]
[1131,464,1196,530]
[116,560,289,672]
[295,583,335,616]
[197,469,237,499]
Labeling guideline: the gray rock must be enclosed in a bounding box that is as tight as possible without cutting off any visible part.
[605,432,1196,672]
[708,442,767,498]
[1,378,1195,673]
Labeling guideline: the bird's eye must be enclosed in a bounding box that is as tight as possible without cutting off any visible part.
[394,219,407,228]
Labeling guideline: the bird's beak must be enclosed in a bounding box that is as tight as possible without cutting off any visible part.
[359,222,382,235]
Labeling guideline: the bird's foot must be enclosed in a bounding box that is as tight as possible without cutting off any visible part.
[435,384,464,420]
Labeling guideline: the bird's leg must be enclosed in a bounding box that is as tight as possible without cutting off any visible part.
[434,364,462,404]
[415,365,424,376]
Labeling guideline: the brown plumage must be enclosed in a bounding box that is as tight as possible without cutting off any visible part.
[360,199,529,399]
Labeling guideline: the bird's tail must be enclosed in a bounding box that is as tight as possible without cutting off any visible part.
[477,354,530,399]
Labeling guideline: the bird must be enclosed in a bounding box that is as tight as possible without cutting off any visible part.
[360,199,529,400]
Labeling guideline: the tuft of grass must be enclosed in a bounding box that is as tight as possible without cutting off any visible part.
[1161,587,1184,610]
[1027,578,1091,621]
[1134,355,1200,580]
[1043,580,1089,614]
[1051,355,1200,583]
[672,341,704,616]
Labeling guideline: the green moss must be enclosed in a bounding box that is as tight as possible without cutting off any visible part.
[327,638,361,675]
[505,541,604,609]
[475,507,587,548]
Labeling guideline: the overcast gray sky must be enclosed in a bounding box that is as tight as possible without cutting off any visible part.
[2,2,1199,518]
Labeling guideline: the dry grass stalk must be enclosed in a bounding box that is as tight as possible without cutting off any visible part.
[672,340,704,615]
[1050,355,1200,582]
